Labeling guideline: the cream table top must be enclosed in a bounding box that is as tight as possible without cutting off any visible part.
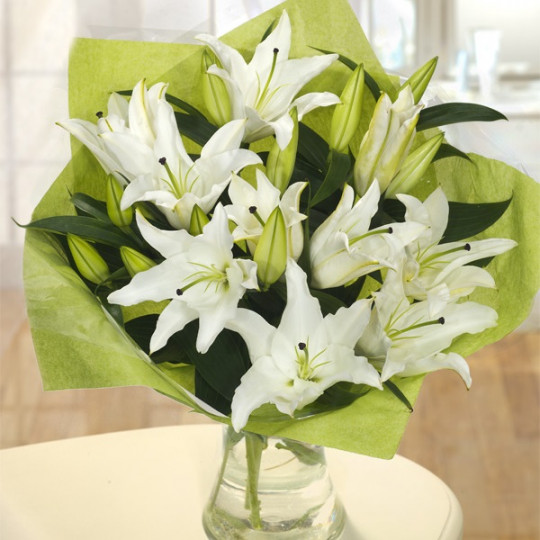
[0,424,463,539]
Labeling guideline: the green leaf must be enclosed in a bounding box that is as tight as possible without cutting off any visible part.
[19,216,139,248]
[261,17,278,41]
[165,93,207,119]
[443,198,513,243]
[242,286,285,327]
[192,329,250,401]
[117,89,207,120]
[297,123,328,171]
[124,315,192,364]
[417,103,507,131]
[382,196,513,243]
[309,46,381,100]
[174,112,217,147]
[71,192,110,221]
[381,198,406,222]
[383,380,413,412]
[310,149,351,207]
[97,290,124,327]
[310,288,346,315]
[195,370,232,415]
[161,323,252,415]
[433,143,472,162]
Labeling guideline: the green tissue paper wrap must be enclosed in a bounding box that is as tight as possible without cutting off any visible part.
[23,0,540,458]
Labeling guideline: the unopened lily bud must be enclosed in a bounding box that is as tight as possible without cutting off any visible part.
[201,50,231,126]
[400,57,438,104]
[266,108,298,193]
[386,132,444,197]
[67,234,110,284]
[253,206,287,288]
[329,64,364,153]
[106,175,133,227]
[189,204,210,236]
[353,86,422,196]
[120,246,156,277]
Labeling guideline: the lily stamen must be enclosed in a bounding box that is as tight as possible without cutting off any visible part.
[388,317,445,339]
[255,47,280,110]
[349,227,393,246]
[95,112,113,131]
[179,262,229,294]
[295,340,327,380]
[159,156,183,197]
[249,205,266,227]
[421,243,473,265]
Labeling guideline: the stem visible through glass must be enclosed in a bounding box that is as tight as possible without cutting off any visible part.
[244,431,266,529]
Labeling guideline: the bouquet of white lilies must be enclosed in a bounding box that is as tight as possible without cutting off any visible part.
[23,0,539,457]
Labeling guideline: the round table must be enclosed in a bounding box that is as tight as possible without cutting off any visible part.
[0,424,463,539]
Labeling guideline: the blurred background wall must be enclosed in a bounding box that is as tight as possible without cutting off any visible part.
[1,0,539,327]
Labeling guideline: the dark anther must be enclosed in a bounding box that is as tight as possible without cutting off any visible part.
[176,288,183,296]
[96,111,104,118]
[249,206,257,214]
[438,317,445,325]
[464,243,471,251]
[298,342,306,350]
[273,48,279,54]
[159,157,167,165]
[388,227,393,234]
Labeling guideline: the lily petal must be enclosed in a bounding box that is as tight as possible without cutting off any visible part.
[150,300,198,353]
[135,211,192,257]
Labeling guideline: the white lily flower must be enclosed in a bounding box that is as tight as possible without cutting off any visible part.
[225,170,307,259]
[57,91,131,185]
[353,86,422,195]
[60,80,261,229]
[397,187,517,314]
[356,269,498,387]
[226,260,382,431]
[197,11,340,149]
[108,205,258,354]
[310,182,426,288]
[121,117,262,229]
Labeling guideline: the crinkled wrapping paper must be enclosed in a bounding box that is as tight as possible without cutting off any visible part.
[24,0,540,457]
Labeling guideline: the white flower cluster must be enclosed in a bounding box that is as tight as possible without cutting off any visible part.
[60,11,515,431]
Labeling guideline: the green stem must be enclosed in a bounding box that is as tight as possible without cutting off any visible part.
[245,432,266,529]
[209,427,239,508]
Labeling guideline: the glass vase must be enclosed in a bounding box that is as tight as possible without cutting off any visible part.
[202,426,346,539]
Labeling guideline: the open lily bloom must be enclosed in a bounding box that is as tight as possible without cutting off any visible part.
[108,205,258,354]
[59,80,177,186]
[57,89,133,185]
[397,188,517,315]
[121,117,261,229]
[197,11,340,149]
[356,268,498,387]
[227,260,382,431]
[310,182,426,289]
[225,170,307,259]
[60,80,260,229]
